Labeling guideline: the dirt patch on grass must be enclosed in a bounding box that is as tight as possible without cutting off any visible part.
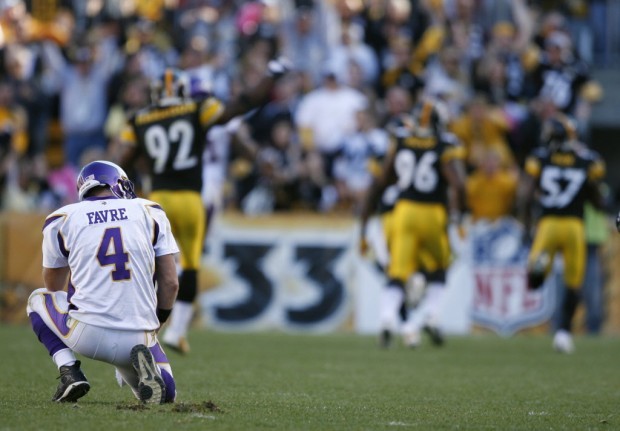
[172,401,222,414]
[116,403,148,411]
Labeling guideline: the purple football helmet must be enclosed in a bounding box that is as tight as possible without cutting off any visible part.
[77,161,136,201]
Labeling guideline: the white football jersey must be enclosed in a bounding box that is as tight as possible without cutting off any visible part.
[42,196,179,330]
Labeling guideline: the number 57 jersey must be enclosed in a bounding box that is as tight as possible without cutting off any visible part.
[524,145,605,218]
[42,196,179,330]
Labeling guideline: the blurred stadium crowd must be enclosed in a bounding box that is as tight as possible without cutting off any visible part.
[0,0,617,216]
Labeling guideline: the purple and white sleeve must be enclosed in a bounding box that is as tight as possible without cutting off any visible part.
[41,215,69,268]
[150,208,180,257]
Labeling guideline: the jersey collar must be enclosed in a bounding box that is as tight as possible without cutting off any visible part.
[83,196,120,201]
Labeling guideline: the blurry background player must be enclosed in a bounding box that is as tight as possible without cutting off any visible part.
[359,110,440,348]
[27,161,179,404]
[519,114,605,354]
[360,99,466,348]
[115,59,290,354]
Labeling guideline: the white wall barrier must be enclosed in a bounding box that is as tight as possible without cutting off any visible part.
[198,214,556,335]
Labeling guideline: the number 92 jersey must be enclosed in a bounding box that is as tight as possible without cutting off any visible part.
[121,97,225,192]
[524,145,605,218]
[392,126,465,204]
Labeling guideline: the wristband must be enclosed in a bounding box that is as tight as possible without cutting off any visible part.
[157,308,172,324]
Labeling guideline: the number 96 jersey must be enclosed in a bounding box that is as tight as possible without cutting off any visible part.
[524,145,605,218]
[42,196,179,330]
[393,129,465,204]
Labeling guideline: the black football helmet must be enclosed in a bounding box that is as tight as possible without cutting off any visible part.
[150,68,189,105]
[541,115,577,149]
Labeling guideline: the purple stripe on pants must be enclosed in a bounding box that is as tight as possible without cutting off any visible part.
[44,294,71,336]
[150,342,169,364]
[29,312,69,356]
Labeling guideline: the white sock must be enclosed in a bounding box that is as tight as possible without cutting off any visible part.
[403,282,446,333]
[53,348,76,369]
[163,301,194,342]
[421,283,446,327]
[379,286,404,332]
[402,308,423,335]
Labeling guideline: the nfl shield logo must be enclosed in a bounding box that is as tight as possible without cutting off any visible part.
[469,219,555,336]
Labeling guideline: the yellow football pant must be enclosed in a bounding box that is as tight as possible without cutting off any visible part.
[149,190,205,271]
[528,216,585,289]
[387,200,450,282]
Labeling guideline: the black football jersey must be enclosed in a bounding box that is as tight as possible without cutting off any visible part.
[525,145,605,218]
[127,97,224,192]
[532,56,589,114]
[391,120,463,205]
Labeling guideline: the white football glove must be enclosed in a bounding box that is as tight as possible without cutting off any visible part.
[267,57,292,79]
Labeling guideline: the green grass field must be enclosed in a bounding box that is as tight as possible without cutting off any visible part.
[0,324,618,431]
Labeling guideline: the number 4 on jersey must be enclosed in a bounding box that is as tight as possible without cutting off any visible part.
[97,227,131,281]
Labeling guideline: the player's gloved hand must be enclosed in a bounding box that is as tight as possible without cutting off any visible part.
[267,57,292,80]
[616,211,620,233]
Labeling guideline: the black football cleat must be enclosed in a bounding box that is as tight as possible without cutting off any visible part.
[379,329,392,349]
[527,253,550,290]
[423,325,445,347]
[52,360,90,402]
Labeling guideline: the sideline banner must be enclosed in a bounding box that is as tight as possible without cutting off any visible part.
[197,214,555,335]
[199,214,358,332]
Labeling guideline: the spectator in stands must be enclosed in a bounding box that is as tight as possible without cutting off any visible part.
[379,35,425,99]
[42,35,122,167]
[0,80,26,207]
[125,19,178,80]
[2,155,56,212]
[281,4,330,88]
[450,94,514,171]
[424,45,471,118]
[465,147,518,223]
[477,0,536,104]
[327,21,379,87]
[295,66,368,211]
[528,28,602,136]
[104,76,149,155]
[178,36,230,102]
[445,0,486,65]
[255,117,303,211]
[333,107,389,214]
[360,0,430,78]
[3,42,53,158]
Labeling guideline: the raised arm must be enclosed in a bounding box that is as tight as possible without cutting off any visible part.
[215,58,291,126]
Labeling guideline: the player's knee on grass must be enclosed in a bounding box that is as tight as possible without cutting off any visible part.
[26,287,49,315]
